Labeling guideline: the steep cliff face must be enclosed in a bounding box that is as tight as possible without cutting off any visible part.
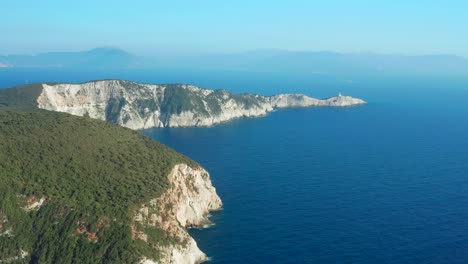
[36,80,166,129]
[134,164,222,264]
[36,80,366,129]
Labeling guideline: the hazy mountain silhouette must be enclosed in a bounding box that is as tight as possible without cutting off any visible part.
[0,47,136,68]
[146,50,468,76]
[1,48,467,76]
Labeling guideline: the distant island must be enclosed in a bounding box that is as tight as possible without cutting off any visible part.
[0,80,366,130]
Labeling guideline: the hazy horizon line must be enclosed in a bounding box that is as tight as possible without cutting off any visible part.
[1,46,467,59]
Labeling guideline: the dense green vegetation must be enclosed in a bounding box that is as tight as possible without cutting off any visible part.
[0,111,198,263]
[231,93,265,108]
[160,85,210,116]
[160,85,265,117]
[0,84,44,111]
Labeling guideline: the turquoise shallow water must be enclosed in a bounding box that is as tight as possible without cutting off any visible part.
[2,69,468,263]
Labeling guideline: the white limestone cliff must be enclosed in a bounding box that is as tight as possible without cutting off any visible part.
[134,164,222,264]
[36,80,366,130]
[269,93,366,107]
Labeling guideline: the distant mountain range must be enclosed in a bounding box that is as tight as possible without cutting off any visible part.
[0,47,136,68]
[1,47,468,76]
[146,51,468,76]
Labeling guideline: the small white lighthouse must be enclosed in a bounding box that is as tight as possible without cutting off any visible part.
[338,92,342,97]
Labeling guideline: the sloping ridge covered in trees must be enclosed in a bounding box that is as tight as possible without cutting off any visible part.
[0,111,198,263]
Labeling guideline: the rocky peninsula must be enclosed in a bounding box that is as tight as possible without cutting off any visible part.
[32,80,366,130]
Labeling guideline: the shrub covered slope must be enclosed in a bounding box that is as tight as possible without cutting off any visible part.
[0,111,197,263]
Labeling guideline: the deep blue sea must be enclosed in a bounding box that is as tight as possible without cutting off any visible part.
[2,69,468,263]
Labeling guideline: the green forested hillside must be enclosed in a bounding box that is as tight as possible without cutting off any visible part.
[0,111,197,263]
[0,84,44,111]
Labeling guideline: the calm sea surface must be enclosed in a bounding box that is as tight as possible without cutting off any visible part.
[2,69,468,263]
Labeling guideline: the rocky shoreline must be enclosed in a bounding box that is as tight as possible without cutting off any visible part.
[134,164,222,264]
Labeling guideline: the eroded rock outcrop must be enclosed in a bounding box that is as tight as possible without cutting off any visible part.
[36,80,366,129]
[134,164,222,264]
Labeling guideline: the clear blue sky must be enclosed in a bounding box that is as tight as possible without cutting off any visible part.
[1,0,467,56]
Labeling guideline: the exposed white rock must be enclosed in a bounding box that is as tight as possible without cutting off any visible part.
[320,95,367,107]
[37,80,167,130]
[134,164,222,264]
[166,164,222,227]
[0,227,12,237]
[36,80,366,130]
[0,210,7,227]
[0,250,29,263]
[21,196,47,211]
[0,211,10,237]
[269,93,322,107]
